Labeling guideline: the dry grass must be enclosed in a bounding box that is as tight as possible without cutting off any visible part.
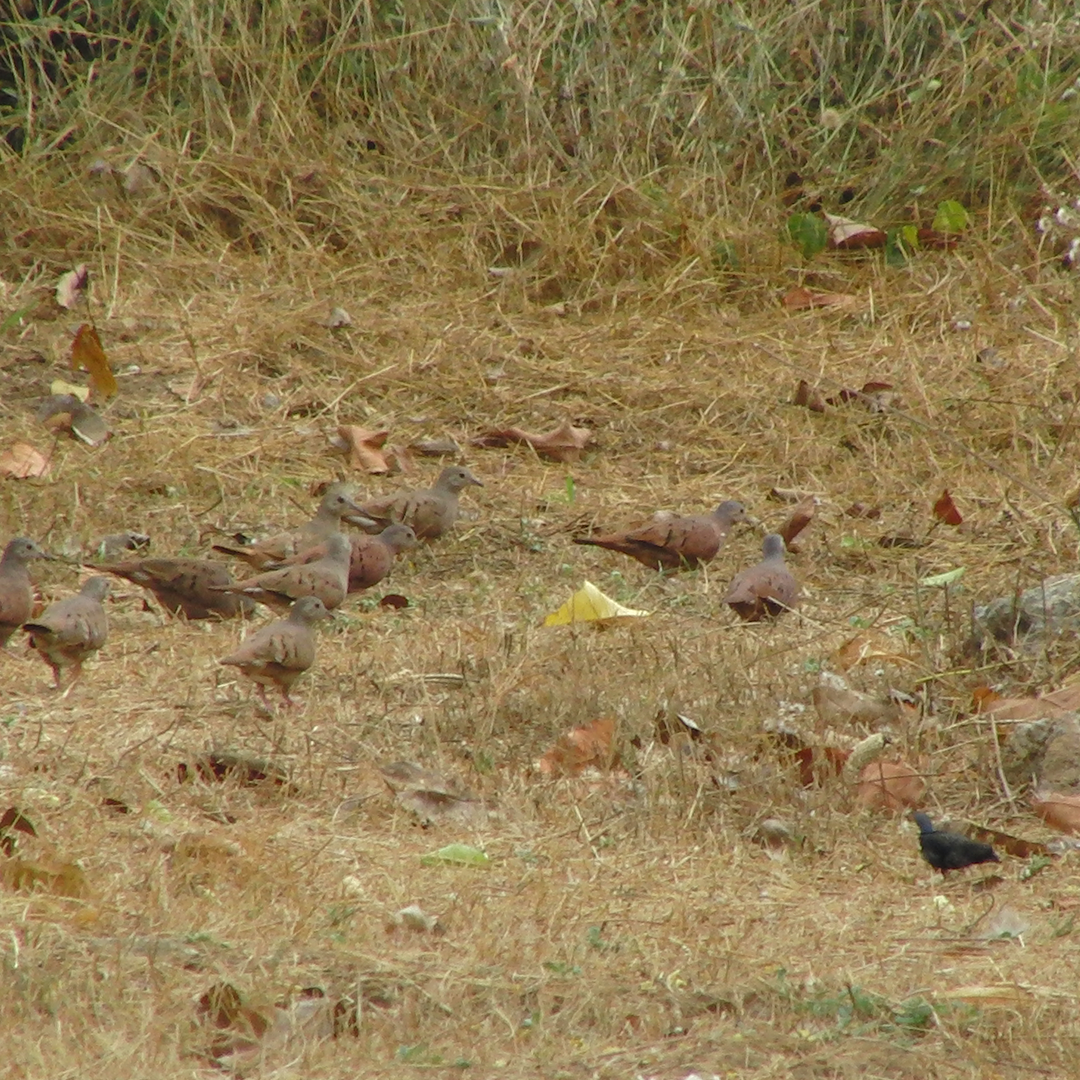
[5,3,1080,1077]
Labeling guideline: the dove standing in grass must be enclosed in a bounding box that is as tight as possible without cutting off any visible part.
[723,533,799,621]
[219,595,330,708]
[265,524,418,592]
[23,576,110,688]
[0,537,48,648]
[212,482,374,569]
[574,500,747,571]
[359,466,483,540]
[913,812,1000,875]
[98,557,256,620]
[213,532,352,612]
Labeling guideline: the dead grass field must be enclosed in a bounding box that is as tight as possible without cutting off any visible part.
[4,6,1080,1064]
[4,214,1080,1079]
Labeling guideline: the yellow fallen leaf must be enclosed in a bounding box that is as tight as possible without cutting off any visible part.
[50,379,90,402]
[71,323,117,400]
[544,581,650,626]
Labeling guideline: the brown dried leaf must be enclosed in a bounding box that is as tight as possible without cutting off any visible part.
[916,228,960,250]
[933,488,963,526]
[337,425,391,473]
[973,682,1080,722]
[410,437,460,457]
[1,857,88,897]
[55,264,88,309]
[778,494,816,549]
[833,631,913,671]
[793,378,827,412]
[855,760,926,810]
[539,715,618,776]
[379,761,483,826]
[812,684,900,728]
[1030,792,1080,836]
[965,821,1050,858]
[0,441,50,479]
[71,323,117,400]
[473,419,592,462]
[782,286,858,311]
[0,807,37,857]
[844,502,881,519]
[824,213,887,250]
[177,751,292,788]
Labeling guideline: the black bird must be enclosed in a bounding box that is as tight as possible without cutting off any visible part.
[913,812,1000,875]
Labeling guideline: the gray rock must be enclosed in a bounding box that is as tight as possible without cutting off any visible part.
[972,573,1080,649]
[1000,715,1080,794]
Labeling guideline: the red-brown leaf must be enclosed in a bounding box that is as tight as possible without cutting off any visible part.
[778,495,816,549]
[933,489,963,526]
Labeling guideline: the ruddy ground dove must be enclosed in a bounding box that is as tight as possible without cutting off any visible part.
[23,576,110,687]
[913,812,1000,875]
[219,595,330,707]
[359,466,483,540]
[0,537,48,648]
[99,558,256,619]
[266,524,418,592]
[723,533,799,621]
[212,482,372,569]
[212,532,352,612]
[574,500,747,571]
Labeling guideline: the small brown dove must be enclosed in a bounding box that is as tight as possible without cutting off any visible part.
[213,532,352,612]
[212,482,372,569]
[98,558,256,619]
[23,576,110,687]
[359,466,483,540]
[574,500,747,571]
[267,524,418,592]
[0,537,48,648]
[219,595,330,707]
[723,534,799,621]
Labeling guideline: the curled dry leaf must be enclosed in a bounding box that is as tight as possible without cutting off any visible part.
[762,719,850,786]
[778,494,816,550]
[827,381,899,412]
[336,425,391,473]
[933,488,963,526]
[855,760,925,810]
[964,821,1050,859]
[122,161,158,197]
[973,681,1080,723]
[378,760,483,826]
[1030,791,1080,836]
[824,212,887,250]
[410,437,460,457]
[472,419,592,462]
[782,286,859,311]
[812,684,901,729]
[0,856,88,897]
[387,904,442,934]
[177,751,293,789]
[55,264,88,309]
[844,502,882,519]
[71,323,118,400]
[0,441,50,479]
[0,807,37,857]
[539,715,617,776]
[793,378,827,412]
[917,228,960,250]
[833,631,913,671]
